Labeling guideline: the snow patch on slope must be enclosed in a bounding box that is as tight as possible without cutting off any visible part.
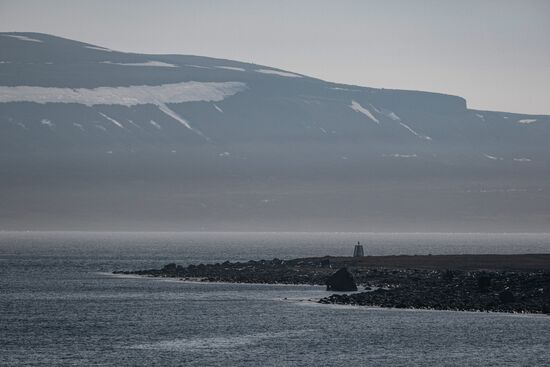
[0,81,247,106]
[483,153,503,161]
[329,86,360,92]
[350,101,380,124]
[517,119,537,124]
[0,80,235,140]
[385,111,401,121]
[85,45,113,52]
[41,119,55,130]
[149,120,162,130]
[101,61,178,68]
[255,69,302,78]
[186,64,211,69]
[127,120,142,130]
[157,103,210,141]
[383,153,417,158]
[99,112,124,129]
[399,122,432,141]
[73,123,85,132]
[215,66,246,72]
[3,34,42,43]
[373,107,401,121]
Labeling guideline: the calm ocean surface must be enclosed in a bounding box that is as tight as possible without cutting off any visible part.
[1,231,550,366]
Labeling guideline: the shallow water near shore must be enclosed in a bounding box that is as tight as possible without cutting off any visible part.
[1,231,550,366]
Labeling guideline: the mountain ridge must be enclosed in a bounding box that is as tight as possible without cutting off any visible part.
[1,32,549,232]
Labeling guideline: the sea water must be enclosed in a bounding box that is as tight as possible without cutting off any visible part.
[1,231,550,366]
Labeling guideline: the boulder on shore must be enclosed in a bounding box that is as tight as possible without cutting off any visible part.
[326,267,358,291]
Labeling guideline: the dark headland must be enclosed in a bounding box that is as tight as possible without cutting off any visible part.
[114,254,550,314]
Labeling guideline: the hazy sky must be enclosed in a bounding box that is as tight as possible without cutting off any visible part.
[1,0,549,115]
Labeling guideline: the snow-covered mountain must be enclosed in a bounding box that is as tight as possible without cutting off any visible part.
[1,32,549,231]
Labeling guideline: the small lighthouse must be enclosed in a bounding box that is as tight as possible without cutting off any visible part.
[353,241,364,257]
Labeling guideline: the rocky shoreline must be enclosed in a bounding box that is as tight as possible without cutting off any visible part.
[114,254,550,314]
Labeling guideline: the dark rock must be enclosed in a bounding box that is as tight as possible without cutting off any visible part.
[477,274,492,291]
[162,263,177,272]
[499,290,515,303]
[443,269,455,281]
[326,267,357,291]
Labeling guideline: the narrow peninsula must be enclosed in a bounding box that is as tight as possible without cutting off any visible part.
[114,254,550,314]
